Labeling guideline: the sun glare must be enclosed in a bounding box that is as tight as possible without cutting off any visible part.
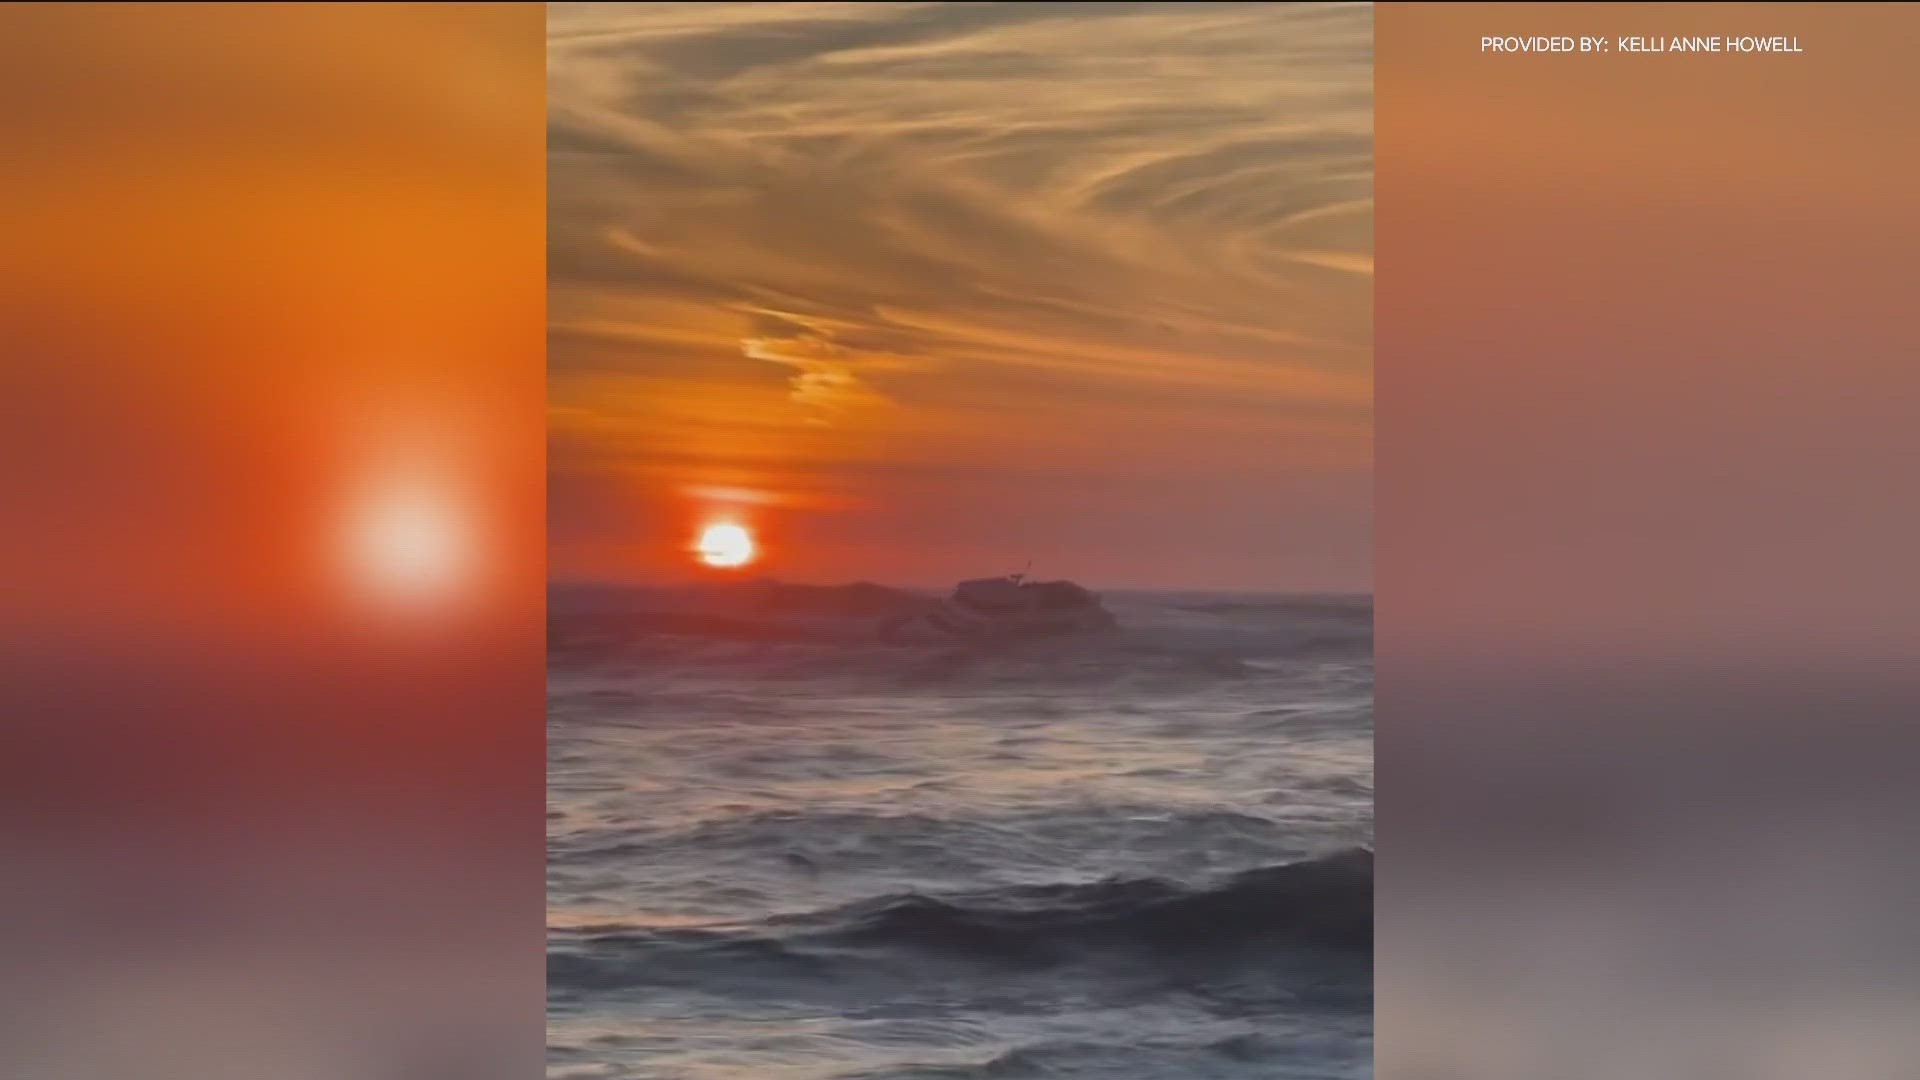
[695,522,756,568]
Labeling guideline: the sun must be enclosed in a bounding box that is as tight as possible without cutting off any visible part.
[695,522,756,568]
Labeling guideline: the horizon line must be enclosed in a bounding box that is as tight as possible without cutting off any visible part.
[545,576,1374,598]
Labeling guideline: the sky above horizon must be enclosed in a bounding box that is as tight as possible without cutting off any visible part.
[549,1,1372,590]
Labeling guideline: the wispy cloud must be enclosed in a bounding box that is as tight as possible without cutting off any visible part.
[549,1,1372,586]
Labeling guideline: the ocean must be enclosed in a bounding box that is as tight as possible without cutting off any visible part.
[548,585,1373,1079]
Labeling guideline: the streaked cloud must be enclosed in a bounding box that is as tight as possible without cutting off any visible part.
[549,1,1372,587]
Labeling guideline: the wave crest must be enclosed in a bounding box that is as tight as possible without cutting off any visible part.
[549,849,1371,993]
[816,847,1372,958]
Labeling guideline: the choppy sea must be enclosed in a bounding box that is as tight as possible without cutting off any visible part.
[548,586,1373,1079]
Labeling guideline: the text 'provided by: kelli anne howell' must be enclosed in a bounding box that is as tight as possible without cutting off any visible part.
[1481,35,1804,56]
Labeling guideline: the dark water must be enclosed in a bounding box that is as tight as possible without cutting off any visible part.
[548,589,1373,1079]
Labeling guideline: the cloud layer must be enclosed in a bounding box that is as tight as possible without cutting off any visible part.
[549,1,1372,588]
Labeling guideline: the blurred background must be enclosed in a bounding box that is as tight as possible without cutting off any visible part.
[1379,4,1920,1077]
[0,4,543,1077]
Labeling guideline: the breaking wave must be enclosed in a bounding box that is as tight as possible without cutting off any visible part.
[818,846,1372,957]
[549,848,1370,994]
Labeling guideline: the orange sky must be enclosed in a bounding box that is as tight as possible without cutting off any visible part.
[548,2,1372,589]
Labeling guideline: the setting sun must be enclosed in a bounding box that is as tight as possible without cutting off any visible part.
[694,522,756,568]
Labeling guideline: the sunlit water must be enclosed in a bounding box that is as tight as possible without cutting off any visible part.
[549,590,1373,1079]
